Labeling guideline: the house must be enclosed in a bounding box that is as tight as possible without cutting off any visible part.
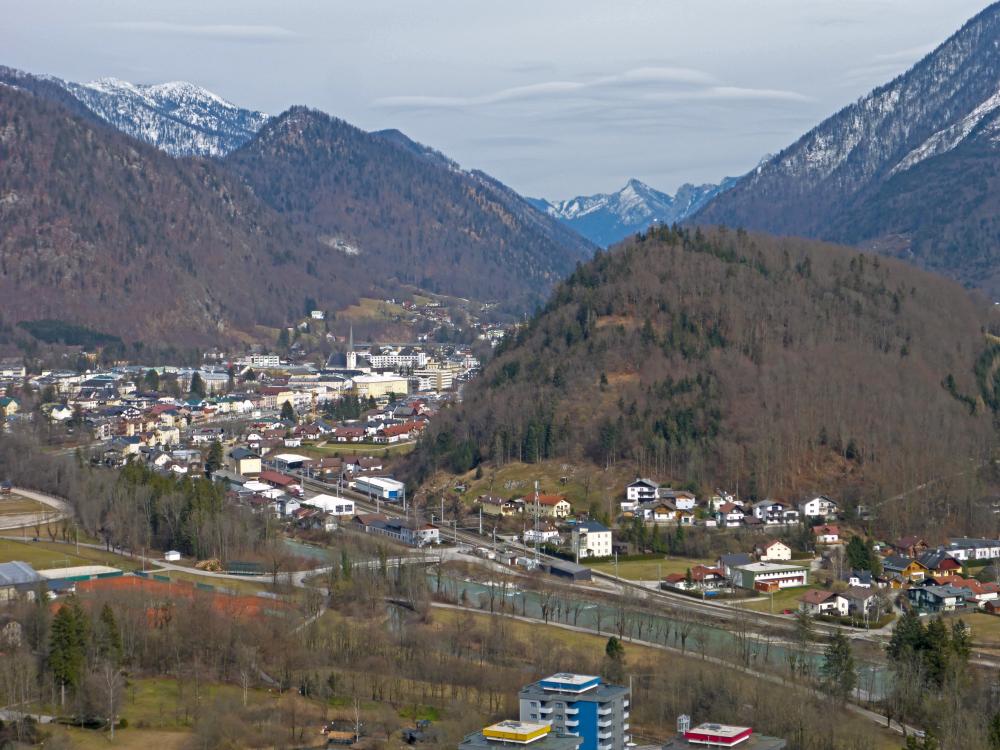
[664,565,727,591]
[0,358,25,379]
[479,495,522,517]
[304,494,355,516]
[0,397,19,419]
[755,540,792,562]
[525,493,572,519]
[354,514,440,547]
[659,489,697,510]
[164,550,182,562]
[841,586,881,618]
[893,536,929,558]
[798,495,839,520]
[812,525,840,545]
[840,569,874,588]
[625,478,659,508]
[881,555,928,583]
[927,576,1000,608]
[258,470,302,495]
[227,448,262,477]
[799,590,848,617]
[916,549,962,573]
[638,500,676,525]
[717,553,753,579]
[946,538,1000,562]
[732,562,809,592]
[572,521,613,559]
[716,502,745,528]
[751,500,799,525]
[523,526,561,545]
[907,585,967,613]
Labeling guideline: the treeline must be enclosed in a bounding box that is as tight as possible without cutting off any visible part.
[412,226,997,527]
[0,432,259,560]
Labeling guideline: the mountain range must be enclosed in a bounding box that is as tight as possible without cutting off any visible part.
[530,177,736,247]
[0,66,593,344]
[694,2,1000,298]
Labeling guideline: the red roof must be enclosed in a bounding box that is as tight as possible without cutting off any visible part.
[813,525,840,536]
[259,470,297,487]
[800,589,836,605]
[527,493,568,506]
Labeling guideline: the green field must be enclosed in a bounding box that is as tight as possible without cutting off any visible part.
[588,557,716,581]
[0,495,50,516]
[0,538,142,571]
[301,441,416,457]
[153,568,273,595]
[737,585,817,614]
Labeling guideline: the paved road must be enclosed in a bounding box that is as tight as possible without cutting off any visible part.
[0,487,71,531]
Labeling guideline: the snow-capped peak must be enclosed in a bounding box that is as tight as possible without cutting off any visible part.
[56,75,270,157]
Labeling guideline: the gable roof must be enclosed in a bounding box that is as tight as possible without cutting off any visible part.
[800,589,836,605]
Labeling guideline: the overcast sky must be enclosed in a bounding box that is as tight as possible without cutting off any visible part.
[2,1,993,197]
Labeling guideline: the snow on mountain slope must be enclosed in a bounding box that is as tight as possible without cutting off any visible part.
[532,177,736,247]
[57,76,269,157]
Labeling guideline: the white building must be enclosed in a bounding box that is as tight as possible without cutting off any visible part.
[248,354,281,369]
[799,495,839,519]
[305,493,355,516]
[572,521,613,559]
[523,527,561,545]
[354,476,405,501]
[732,562,809,591]
[946,538,1000,561]
[625,478,659,504]
[756,539,792,561]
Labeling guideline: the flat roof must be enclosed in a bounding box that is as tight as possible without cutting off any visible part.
[542,673,599,687]
[690,724,751,738]
[272,453,311,463]
[736,562,807,573]
[38,565,120,579]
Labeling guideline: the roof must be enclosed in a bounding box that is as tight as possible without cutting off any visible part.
[813,525,840,535]
[527,493,569,506]
[0,561,40,587]
[800,589,836,605]
[882,555,921,572]
[576,520,610,533]
[258,470,298,487]
[719,553,752,567]
[628,478,659,489]
[736,562,807,573]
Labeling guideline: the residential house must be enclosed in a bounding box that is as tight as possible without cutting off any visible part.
[840,569,874,588]
[799,590,848,617]
[751,500,799,525]
[625,479,659,508]
[927,575,1000,608]
[841,587,881,618]
[716,502,745,528]
[813,525,840,545]
[881,555,928,583]
[354,514,440,547]
[659,489,697,510]
[0,397,18,419]
[798,495,839,520]
[637,500,676,525]
[946,538,1000,562]
[717,553,753,579]
[523,526,561,546]
[916,549,962,574]
[755,539,792,561]
[907,585,967,613]
[893,536,929,558]
[663,565,726,591]
[525,493,572,519]
[479,495,523,517]
[572,521,613,559]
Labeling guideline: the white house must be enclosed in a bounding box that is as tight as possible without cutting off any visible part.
[799,495,839,519]
[716,502,745,528]
[946,538,1000,561]
[756,539,792,561]
[523,527,561,545]
[572,521,612,559]
[813,525,840,545]
[625,478,659,506]
[799,590,848,617]
[752,500,799,525]
[660,489,696,511]
[305,493,355,516]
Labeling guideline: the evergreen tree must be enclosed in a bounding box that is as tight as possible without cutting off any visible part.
[845,536,869,570]
[189,372,205,397]
[603,636,626,683]
[49,597,89,703]
[820,631,856,702]
[97,603,123,667]
[205,440,224,476]
[143,369,160,391]
[280,401,296,422]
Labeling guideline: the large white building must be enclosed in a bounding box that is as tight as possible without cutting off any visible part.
[305,493,355,516]
[732,562,809,592]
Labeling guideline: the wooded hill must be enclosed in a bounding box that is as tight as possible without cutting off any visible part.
[417,226,1000,506]
[0,73,593,345]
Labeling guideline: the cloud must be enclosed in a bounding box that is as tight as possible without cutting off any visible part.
[98,21,299,42]
[373,66,717,110]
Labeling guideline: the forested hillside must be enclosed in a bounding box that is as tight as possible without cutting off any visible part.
[0,83,363,343]
[225,108,594,311]
[417,227,999,508]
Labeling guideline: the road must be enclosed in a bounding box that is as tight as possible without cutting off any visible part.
[0,487,71,531]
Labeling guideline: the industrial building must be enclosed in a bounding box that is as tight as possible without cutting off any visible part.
[354,476,405,501]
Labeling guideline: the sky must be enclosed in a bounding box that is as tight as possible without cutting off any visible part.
[2,0,994,198]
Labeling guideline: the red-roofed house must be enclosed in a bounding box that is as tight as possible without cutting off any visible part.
[813,525,840,544]
[799,589,848,616]
[525,493,572,519]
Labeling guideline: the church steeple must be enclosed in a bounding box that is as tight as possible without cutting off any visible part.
[346,324,357,370]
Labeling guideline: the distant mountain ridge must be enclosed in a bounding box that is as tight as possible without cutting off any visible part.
[531,177,736,247]
[51,75,270,157]
[694,2,1000,297]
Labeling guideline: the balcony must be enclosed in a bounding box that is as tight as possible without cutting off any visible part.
[566,720,579,728]
[538,706,553,715]
[564,707,579,716]
[599,730,613,740]
[623,710,630,719]
[598,720,612,728]
[623,699,630,708]
[598,706,613,716]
